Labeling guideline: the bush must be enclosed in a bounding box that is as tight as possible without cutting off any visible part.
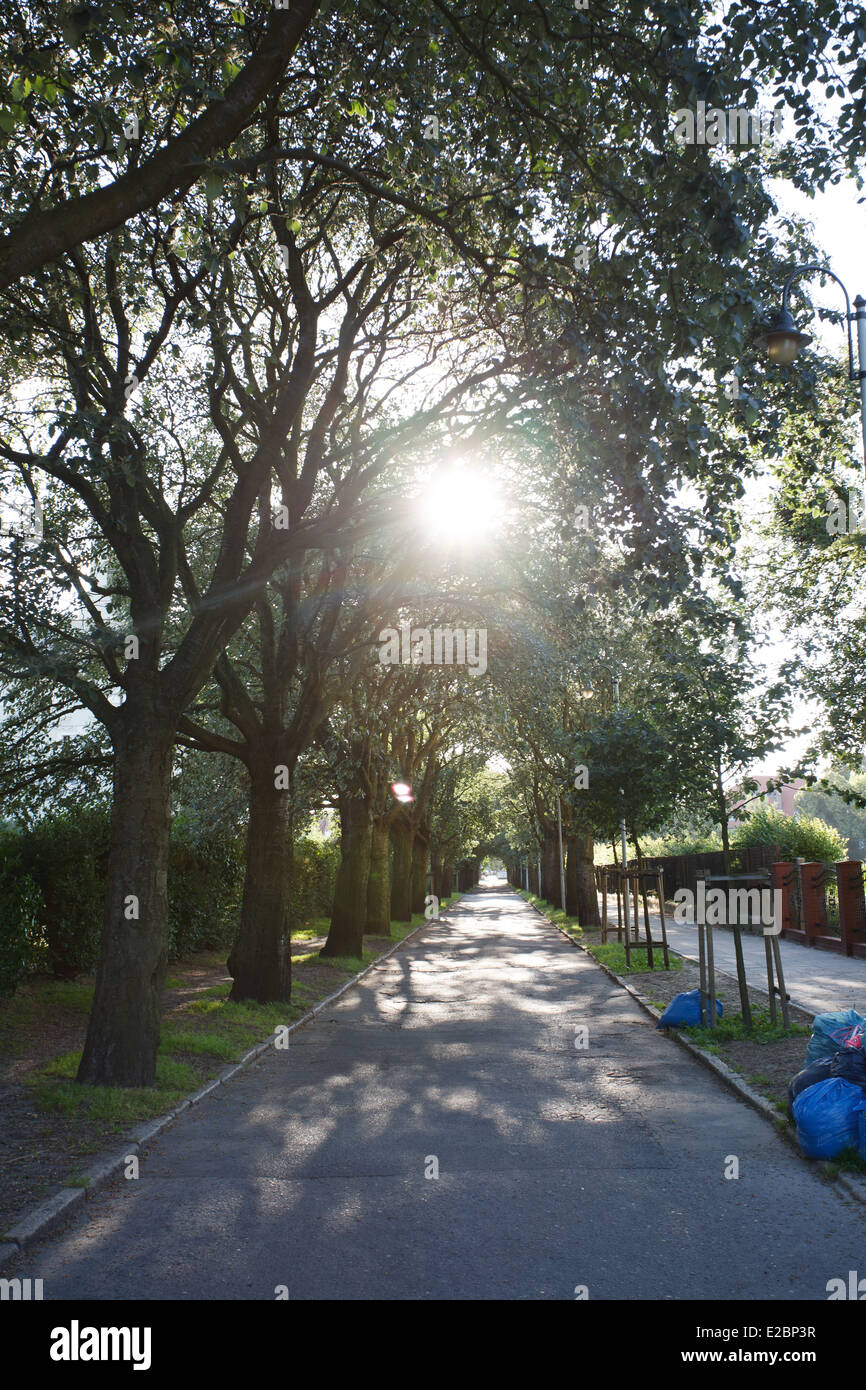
[291,837,339,925]
[642,830,723,856]
[0,826,44,997]
[732,805,847,862]
[0,809,337,996]
[20,806,111,978]
[167,813,244,959]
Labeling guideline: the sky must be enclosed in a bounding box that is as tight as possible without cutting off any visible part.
[744,170,864,777]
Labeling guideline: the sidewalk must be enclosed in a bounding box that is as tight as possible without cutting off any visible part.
[2,886,865,1300]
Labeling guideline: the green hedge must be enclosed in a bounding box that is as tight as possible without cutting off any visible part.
[0,812,338,996]
[291,837,340,926]
[731,805,847,863]
[18,806,110,979]
[168,812,244,960]
[0,826,44,997]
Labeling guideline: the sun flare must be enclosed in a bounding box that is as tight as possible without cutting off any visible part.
[417,464,504,546]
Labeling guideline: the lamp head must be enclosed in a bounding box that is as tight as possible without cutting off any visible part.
[758,306,812,365]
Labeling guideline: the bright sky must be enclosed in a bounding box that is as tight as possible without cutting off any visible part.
[744,171,864,777]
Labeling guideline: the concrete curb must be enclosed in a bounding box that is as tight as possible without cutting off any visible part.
[519,891,866,1209]
[0,897,463,1262]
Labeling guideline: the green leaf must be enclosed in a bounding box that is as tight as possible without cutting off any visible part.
[204,171,224,204]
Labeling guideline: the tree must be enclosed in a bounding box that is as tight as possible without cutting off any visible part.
[0,2,320,287]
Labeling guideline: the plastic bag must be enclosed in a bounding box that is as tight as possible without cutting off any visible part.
[859,1109,866,1162]
[804,1009,866,1065]
[656,989,723,1030]
[830,1046,866,1092]
[787,1056,834,1118]
[793,1078,864,1159]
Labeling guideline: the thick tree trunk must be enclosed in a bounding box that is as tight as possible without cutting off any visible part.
[366,819,391,935]
[543,828,558,903]
[390,818,413,922]
[565,835,580,916]
[430,846,442,902]
[227,764,292,1003]
[77,715,174,1088]
[321,796,372,957]
[411,833,428,915]
[440,859,454,900]
[575,830,600,927]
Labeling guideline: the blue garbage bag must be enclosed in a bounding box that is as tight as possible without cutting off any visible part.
[656,989,723,1029]
[859,1109,866,1162]
[793,1078,864,1159]
[804,1009,866,1065]
[787,1055,835,1118]
[831,1046,866,1092]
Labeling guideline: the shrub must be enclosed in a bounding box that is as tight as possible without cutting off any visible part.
[167,813,244,960]
[0,826,44,997]
[291,837,339,926]
[732,805,847,862]
[642,830,723,856]
[19,806,111,978]
[0,809,337,995]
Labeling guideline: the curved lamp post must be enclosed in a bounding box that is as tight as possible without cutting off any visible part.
[756,264,866,485]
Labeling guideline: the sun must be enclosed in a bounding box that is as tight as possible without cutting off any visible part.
[417,463,504,546]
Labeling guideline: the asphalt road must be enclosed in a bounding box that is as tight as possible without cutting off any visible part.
[8,886,866,1300]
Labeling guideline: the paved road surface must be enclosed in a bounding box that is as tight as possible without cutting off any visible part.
[6,887,866,1300]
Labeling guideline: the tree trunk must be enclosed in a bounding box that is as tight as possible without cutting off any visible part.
[565,834,580,916]
[366,818,391,935]
[390,818,413,922]
[440,859,454,900]
[321,795,372,957]
[77,715,175,1088]
[227,763,292,1003]
[411,833,428,915]
[543,828,558,903]
[717,771,732,876]
[430,846,442,902]
[575,831,600,927]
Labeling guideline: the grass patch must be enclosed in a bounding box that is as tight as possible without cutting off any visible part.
[292,920,330,941]
[747,1072,773,1089]
[159,1028,248,1061]
[822,1145,866,1178]
[35,981,95,1014]
[314,950,374,974]
[164,975,185,989]
[586,941,682,975]
[681,1010,811,1049]
[200,982,232,1000]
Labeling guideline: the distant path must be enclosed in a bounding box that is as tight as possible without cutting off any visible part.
[5,886,865,1300]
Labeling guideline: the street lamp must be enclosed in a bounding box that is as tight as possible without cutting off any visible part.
[577,661,630,935]
[757,264,866,485]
